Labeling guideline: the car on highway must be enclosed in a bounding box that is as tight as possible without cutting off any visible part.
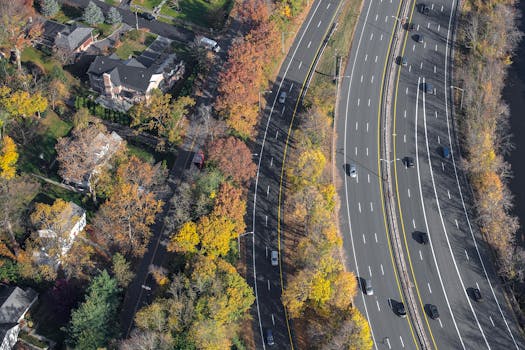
[266,329,275,346]
[349,164,357,178]
[472,288,483,302]
[441,146,450,159]
[397,56,408,66]
[405,22,415,31]
[139,12,156,20]
[278,91,287,104]
[418,3,430,14]
[364,279,374,295]
[396,302,407,318]
[428,304,439,319]
[416,34,424,43]
[425,82,434,94]
[404,157,415,168]
[271,250,278,266]
[419,231,429,244]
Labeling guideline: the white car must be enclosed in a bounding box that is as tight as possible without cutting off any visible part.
[271,250,279,266]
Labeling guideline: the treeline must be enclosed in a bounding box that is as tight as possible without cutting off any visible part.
[281,103,372,349]
[456,0,525,313]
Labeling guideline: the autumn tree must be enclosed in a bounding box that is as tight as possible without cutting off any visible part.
[130,90,195,146]
[0,86,48,118]
[93,182,163,257]
[207,136,256,185]
[197,215,236,258]
[0,0,42,71]
[0,136,18,180]
[212,182,247,234]
[288,148,326,190]
[167,221,199,254]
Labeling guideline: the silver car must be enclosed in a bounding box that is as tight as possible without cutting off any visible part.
[349,164,357,178]
[271,250,278,266]
[364,279,374,295]
[279,91,287,104]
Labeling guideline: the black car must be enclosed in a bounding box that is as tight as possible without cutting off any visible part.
[419,4,430,14]
[404,157,415,168]
[397,302,407,318]
[139,12,156,20]
[420,231,429,245]
[416,34,424,43]
[472,288,483,302]
[405,22,415,31]
[397,56,408,66]
[425,82,434,94]
[428,304,439,319]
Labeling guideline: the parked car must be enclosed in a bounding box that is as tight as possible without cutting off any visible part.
[271,251,278,266]
[139,12,156,20]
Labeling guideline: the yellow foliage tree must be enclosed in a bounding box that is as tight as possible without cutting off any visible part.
[0,89,48,118]
[0,136,18,179]
[197,215,237,258]
[167,221,199,254]
[310,271,332,306]
[348,309,373,350]
[288,148,326,189]
[329,270,358,310]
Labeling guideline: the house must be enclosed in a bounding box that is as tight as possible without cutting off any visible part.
[41,20,94,54]
[58,130,124,190]
[34,201,87,269]
[87,36,185,111]
[0,286,38,350]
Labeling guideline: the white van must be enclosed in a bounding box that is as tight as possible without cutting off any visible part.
[198,36,221,53]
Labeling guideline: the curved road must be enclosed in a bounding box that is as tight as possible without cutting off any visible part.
[247,0,342,348]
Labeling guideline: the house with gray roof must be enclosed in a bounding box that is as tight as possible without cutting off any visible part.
[0,286,38,350]
[87,36,185,111]
[41,20,94,55]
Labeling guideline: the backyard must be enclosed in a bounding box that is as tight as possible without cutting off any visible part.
[114,29,158,59]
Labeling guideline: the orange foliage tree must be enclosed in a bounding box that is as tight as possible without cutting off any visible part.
[207,136,257,185]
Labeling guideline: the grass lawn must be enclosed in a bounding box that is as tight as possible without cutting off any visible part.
[128,144,155,163]
[21,47,61,74]
[17,111,72,177]
[160,0,233,29]
[131,0,163,10]
[114,30,157,59]
[52,4,83,23]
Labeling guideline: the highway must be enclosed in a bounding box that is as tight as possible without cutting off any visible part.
[334,0,423,348]
[335,0,525,345]
[246,0,342,348]
[392,0,525,347]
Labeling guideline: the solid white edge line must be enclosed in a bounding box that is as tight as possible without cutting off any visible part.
[443,0,521,345]
[251,1,325,348]
[415,76,466,349]
[422,77,490,349]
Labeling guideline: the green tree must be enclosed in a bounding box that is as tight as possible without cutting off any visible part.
[112,253,135,287]
[83,1,104,25]
[40,0,60,17]
[106,7,122,24]
[66,270,120,350]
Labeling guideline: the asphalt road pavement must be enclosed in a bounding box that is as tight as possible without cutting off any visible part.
[246,1,342,348]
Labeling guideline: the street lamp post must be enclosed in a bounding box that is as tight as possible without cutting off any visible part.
[259,90,272,111]
[450,85,464,110]
[238,231,254,257]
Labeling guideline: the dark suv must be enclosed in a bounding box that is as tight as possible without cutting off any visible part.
[397,302,407,318]
[419,4,430,14]
[404,157,415,168]
[428,304,439,319]
[139,12,156,20]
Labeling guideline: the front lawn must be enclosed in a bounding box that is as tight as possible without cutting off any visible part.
[131,0,163,10]
[114,30,157,59]
[160,0,233,29]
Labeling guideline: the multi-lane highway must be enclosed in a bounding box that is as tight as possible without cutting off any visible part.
[246,1,342,348]
[392,0,525,348]
[336,0,525,346]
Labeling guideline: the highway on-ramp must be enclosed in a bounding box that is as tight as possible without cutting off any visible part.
[246,0,342,348]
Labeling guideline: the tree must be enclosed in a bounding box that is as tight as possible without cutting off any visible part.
[82,1,104,25]
[0,87,48,118]
[66,270,120,350]
[112,253,135,287]
[0,0,42,71]
[47,78,69,110]
[212,182,247,234]
[71,108,91,130]
[130,90,195,146]
[167,221,199,254]
[197,215,236,258]
[93,182,163,257]
[106,7,122,24]
[0,136,18,180]
[40,0,60,17]
[288,148,326,189]
[207,136,256,185]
